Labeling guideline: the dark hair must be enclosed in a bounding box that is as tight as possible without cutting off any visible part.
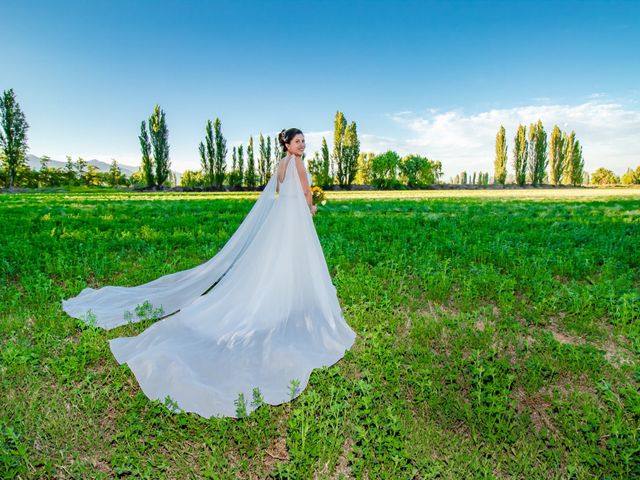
[278,128,303,153]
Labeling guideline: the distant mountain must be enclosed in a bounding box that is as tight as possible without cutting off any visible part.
[25,154,182,184]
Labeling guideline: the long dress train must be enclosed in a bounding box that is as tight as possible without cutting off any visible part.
[61,154,357,418]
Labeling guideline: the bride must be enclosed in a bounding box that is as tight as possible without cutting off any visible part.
[61,128,357,418]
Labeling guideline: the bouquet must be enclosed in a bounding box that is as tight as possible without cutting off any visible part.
[311,186,327,206]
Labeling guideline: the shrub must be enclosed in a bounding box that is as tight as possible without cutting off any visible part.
[398,154,443,187]
[370,150,401,189]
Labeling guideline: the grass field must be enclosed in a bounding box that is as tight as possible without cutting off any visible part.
[1,188,639,479]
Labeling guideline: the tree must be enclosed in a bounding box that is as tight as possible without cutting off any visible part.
[513,124,528,185]
[590,168,620,185]
[64,156,76,186]
[569,139,584,186]
[228,146,239,187]
[139,120,154,187]
[340,121,360,187]
[149,105,170,187]
[308,152,322,186]
[621,166,640,185]
[199,141,207,184]
[371,150,401,189]
[549,125,564,185]
[38,155,51,187]
[108,159,123,187]
[561,131,583,185]
[494,125,507,184]
[527,122,537,184]
[200,119,215,187]
[561,131,575,184]
[258,133,272,185]
[321,137,331,185]
[308,138,333,188]
[355,152,374,185]
[0,88,29,188]
[332,111,347,182]
[398,155,443,186]
[527,120,547,186]
[273,135,282,162]
[84,164,101,186]
[181,170,205,188]
[245,136,256,188]
[213,118,226,188]
[75,157,87,182]
[237,144,245,187]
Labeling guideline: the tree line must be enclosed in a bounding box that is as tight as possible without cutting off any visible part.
[2,87,638,190]
[182,110,443,190]
[492,122,588,186]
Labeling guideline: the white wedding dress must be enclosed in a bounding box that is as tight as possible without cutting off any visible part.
[61,154,356,418]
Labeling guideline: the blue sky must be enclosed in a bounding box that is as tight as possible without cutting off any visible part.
[2,0,639,177]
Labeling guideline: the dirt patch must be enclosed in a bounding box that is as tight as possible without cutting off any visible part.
[599,339,635,368]
[414,300,461,319]
[541,318,585,346]
[543,321,635,368]
[264,435,290,468]
[512,386,557,435]
[314,436,354,479]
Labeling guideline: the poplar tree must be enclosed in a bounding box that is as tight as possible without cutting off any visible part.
[237,144,245,187]
[257,134,267,185]
[340,121,360,186]
[321,137,331,186]
[199,119,215,187]
[258,133,272,185]
[230,146,238,187]
[549,125,564,185]
[569,139,584,185]
[139,120,154,187]
[535,121,548,185]
[494,125,507,184]
[213,118,226,188]
[527,121,548,186]
[513,124,528,185]
[561,131,576,185]
[0,89,30,188]
[333,111,347,181]
[527,122,538,184]
[266,136,273,180]
[199,142,207,184]
[149,104,170,187]
[273,135,282,161]
[246,136,256,188]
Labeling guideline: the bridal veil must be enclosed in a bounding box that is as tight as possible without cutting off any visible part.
[61,155,357,418]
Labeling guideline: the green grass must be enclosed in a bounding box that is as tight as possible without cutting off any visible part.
[1,189,639,479]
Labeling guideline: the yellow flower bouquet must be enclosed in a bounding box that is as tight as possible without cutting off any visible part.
[311,186,327,206]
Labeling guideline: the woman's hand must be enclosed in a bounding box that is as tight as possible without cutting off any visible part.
[310,204,318,216]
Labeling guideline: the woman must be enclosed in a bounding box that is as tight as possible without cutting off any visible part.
[62,128,357,418]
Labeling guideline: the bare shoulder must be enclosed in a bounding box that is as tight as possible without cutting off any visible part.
[294,155,306,172]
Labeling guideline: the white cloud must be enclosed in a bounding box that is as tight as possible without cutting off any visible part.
[385,101,640,178]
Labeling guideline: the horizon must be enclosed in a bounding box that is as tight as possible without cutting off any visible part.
[2,0,639,178]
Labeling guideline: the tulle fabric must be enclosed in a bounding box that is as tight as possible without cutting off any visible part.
[61,155,356,418]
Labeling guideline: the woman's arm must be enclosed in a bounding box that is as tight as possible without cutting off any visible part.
[295,156,315,212]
